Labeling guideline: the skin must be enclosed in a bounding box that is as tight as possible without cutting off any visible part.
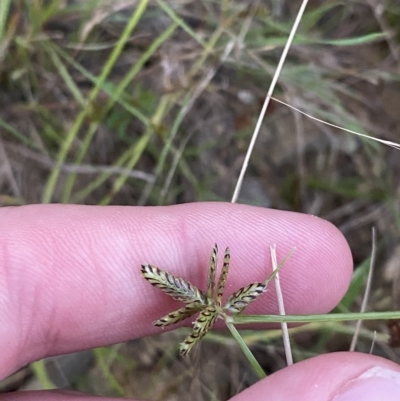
[0,202,398,400]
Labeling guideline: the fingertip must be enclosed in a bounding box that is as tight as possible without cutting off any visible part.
[231,352,400,401]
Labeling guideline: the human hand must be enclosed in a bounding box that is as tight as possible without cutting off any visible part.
[0,203,399,400]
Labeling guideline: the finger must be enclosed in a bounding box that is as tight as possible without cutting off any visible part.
[230,352,400,401]
[0,203,352,378]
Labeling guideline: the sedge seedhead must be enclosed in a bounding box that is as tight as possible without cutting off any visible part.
[141,244,278,355]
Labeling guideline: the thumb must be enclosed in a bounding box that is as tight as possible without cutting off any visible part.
[231,352,400,401]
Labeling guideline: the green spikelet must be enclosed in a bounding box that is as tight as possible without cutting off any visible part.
[141,264,207,305]
[216,247,230,305]
[207,244,218,299]
[155,302,204,327]
[179,305,218,356]
[224,282,267,314]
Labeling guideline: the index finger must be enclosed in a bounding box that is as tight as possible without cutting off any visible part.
[0,202,352,379]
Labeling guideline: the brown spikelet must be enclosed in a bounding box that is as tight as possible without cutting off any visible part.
[216,247,230,305]
[207,244,218,299]
[223,282,267,314]
[155,302,203,327]
[179,305,218,356]
[141,264,207,305]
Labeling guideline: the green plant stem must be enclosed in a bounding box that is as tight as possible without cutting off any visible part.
[70,148,133,203]
[0,0,11,39]
[42,0,150,203]
[0,118,35,147]
[226,322,266,379]
[232,311,400,325]
[240,321,387,343]
[94,347,125,396]
[50,43,149,125]
[99,128,153,205]
[61,20,178,203]
[155,0,206,47]
[30,360,55,390]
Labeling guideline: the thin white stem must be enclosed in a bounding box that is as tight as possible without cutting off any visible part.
[231,0,309,203]
[270,244,293,365]
[271,97,400,151]
[369,331,377,354]
[350,227,377,351]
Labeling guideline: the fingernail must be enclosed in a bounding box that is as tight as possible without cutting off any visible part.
[333,366,400,401]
